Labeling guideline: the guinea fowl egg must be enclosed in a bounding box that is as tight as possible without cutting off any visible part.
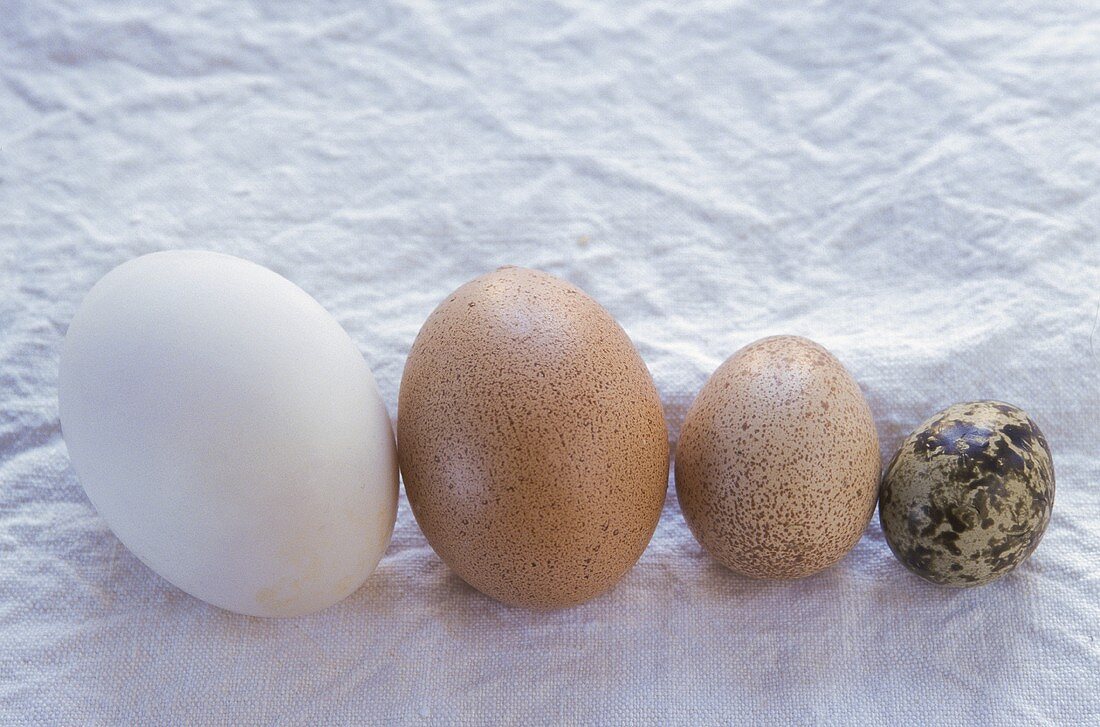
[675,335,880,579]
[59,251,398,617]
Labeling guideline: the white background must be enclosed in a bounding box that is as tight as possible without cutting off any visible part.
[2,1,1098,724]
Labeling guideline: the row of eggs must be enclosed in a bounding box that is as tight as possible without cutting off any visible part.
[59,251,1056,617]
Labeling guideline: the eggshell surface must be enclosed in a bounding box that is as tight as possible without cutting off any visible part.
[879,400,1055,587]
[59,251,398,617]
[675,335,880,579]
[397,266,669,608]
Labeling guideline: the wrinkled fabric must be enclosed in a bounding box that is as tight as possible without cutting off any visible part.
[1,1,1098,724]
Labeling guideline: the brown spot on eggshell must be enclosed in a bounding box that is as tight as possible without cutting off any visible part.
[397,267,669,608]
[674,335,880,579]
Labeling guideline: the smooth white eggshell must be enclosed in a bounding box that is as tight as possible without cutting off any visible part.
[59,250,397,617]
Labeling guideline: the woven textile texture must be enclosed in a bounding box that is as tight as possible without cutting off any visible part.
[2,1,1099,724]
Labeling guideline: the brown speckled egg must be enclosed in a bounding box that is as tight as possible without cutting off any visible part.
[879,401,1054,587]
[397,266,669,608]
[674,335,880,579]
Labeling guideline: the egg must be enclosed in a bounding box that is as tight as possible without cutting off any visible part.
[59,251,398,617]
[879,401,1054,587]
[397,266,668,608]
[675,335,880,578]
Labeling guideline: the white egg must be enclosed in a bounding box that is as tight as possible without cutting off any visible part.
[59,251,398,617]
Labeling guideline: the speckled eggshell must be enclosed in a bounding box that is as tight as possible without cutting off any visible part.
[674,335,880,579]
[879,401,1055,587]
[397,266,669,608]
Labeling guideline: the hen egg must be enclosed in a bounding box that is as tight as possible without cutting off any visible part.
[397,266,669,608]
[675,335,880,578]
[59,251,397,616]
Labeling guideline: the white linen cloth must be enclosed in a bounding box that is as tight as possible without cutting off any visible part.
[1,1,1098,724]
